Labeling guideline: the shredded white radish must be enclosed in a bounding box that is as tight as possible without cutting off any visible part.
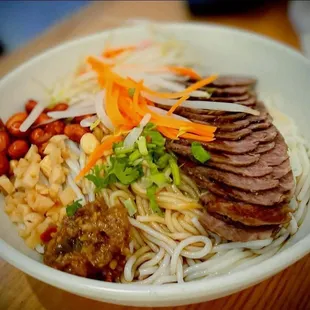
[148,106,191,122]
[80,116,97,127]
[124,113,151,147]
[47,106,96,119]
[142,93,259,116]
[95,91,114,131]
[20,103,45,132]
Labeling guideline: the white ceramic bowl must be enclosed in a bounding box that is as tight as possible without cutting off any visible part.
[1,23,310,307]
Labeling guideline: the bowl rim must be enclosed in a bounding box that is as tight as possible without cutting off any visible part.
[1,22,310,303]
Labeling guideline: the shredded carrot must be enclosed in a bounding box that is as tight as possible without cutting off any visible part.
[139,98,215,137]
[76,135,123,181]
[157,127,179,140]
[142,74,218,99]
[103,46,135,58]
[106,82,132,127]
[167,66,201,80]
[118,96,140,125]
[167,94,190,116]
[179,132,215,142]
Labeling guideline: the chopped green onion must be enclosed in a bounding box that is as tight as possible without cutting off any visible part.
[145,155,158,175]
[146,185,163,215]
[90,119,100,131]
[144,131,165,146]
[150,173,169,187]
[137,136,148,156]
[191,142,211,163]
[169,158,180,186]
[146,143,157,149]
[157,153,171,169]
[140,176,153,188]
[132,158,144,166]
[113,141,124,150]
[144,122,157,131]
[128,88,135,97]
[123,198,137,216]
[115,154,127,159]
[66,199,83,217]
[129,150,141,162]
[114,145,135,155]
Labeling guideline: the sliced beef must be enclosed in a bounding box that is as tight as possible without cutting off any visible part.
[203,136,259,154]
[254,141,275,154]
[260,135,289,166]
[272,159,292,179]
[207,86,249,97]
[209,153,260,166]
[184,165,279,192]
[248,120,272,131]
[279,171,295,192]
[166,140,261,166]
[208,158,273,177]
[181,166,289,206]
[179,111,247,123]
[166,75,294,242]
[201,193,291,226]
[200,212,277,242]
[250,126,278,143]
[208,76,257,88]
[208,93,251,103]
[216,128,252,140]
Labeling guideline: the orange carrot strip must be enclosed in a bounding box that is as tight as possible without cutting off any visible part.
[167,66,201,80]
[105,82,131,127]
[157,126,179,140]
[103,46,136,58]
[167,94,190,116]
[179,132,214,142]
[118,97,141,125]
[142,74,218,99]
[139,98,216,136]
[76,135,123,181]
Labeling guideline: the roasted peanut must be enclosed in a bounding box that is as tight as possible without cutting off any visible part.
[7,121,29,138]
[64,124,88,143]
[73,114,93,124]
[8,140,29,160]
[45,121,65,135]
[25,99,38,113]
[0,152,9,176]
[51,103,68,112]
[38,142,48,156]
[44,103,68,113]
[34,113,51,126]
[6,112,28,129]
[6,113,29,137]
[0,131,10,153]
[0,119,5,132]
[30,128,52,145]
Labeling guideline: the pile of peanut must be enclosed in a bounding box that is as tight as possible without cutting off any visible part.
[0,99,92,176]
[1,136,78,249]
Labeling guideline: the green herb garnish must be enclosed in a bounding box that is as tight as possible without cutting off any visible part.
[191,142,211,164]
[123,198,137,216]
[169,158,181,186]
[66,199,83,217]
[146,185,163,215]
